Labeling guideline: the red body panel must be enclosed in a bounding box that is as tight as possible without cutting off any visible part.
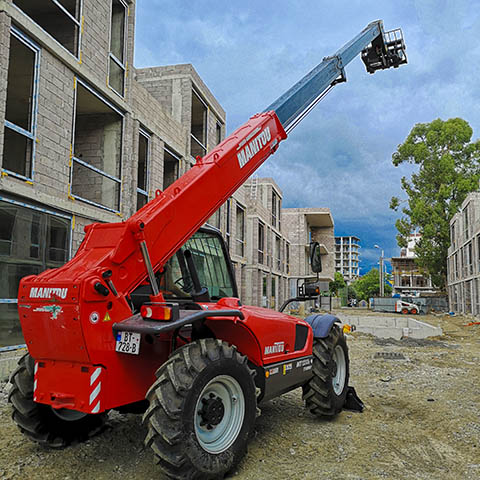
[18,112,295,413]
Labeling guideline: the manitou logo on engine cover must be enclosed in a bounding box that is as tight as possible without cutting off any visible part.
[237,126,271,168]
[29,287,68,300]
[264,341,284,355]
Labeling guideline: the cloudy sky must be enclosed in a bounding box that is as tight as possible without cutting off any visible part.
[134,0,480,273]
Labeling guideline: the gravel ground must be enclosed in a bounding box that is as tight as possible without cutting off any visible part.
[0,312,479,480]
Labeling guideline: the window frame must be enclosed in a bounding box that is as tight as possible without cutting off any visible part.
[190,89,208,160]
[70,77,124,213]
[136,127,150,209]
[108,0,128,97]
[258,220,265,264]
[235,203,245,257]
[2,27,41,182]
[12,0,83,59]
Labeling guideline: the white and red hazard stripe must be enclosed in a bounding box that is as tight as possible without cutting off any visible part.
[89,367,102,413]
[33,361,39,402]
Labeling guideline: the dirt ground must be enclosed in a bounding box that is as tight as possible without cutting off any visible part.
[0,312,479,480]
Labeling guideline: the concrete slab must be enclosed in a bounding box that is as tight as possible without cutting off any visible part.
[338,314,443,340]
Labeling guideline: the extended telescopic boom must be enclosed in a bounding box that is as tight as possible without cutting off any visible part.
[20,20,407,309]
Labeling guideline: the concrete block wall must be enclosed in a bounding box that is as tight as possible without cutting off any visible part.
[0,10,10,161]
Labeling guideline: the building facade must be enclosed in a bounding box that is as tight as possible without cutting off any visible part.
[447,191,480,316]
[282,207,335,299]
[0,0,225,345]
[334,236,360,282]
[390,233,433,296]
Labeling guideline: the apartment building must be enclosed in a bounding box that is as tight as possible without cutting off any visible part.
[391,233,433,296]
[282,207,335,298]
[447,191,480,315]
[334,235,360,282]
[0,0,225,346]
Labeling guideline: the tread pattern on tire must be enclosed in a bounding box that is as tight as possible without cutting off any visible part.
[302,324,349,417]
[143,338,256,480]
[9,353,107,448]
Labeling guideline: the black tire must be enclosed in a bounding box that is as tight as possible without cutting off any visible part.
[302,324,349,417]
[8,353,107,448]
[143,338,257,480]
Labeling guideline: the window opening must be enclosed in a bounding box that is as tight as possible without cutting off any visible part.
[236,205,245,257]
[3,29,40,180]
[109,0,127,96]
[216,122,223,145]
[13,0,82,57]
[190,90,207,159]
[271,191,277,228]
[207,207,221,230]
[163,147,180,190]
[258,221,265,264]
[226,199,231,249]
[275,235,281,270]
[71,80,123,212]
[136,128,150,210]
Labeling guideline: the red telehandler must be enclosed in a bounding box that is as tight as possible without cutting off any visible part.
[10,21,407,479]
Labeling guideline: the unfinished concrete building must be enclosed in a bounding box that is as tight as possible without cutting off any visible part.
[447,191,480,316]
[335,235,360,283]
[0,0,225,346]
[281,207,335,299]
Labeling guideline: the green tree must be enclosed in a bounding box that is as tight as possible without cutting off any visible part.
[329,272,346,296]
[390,118,480,290]
[352,268,392,301]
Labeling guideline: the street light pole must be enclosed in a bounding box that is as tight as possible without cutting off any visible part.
[374,245,384,297]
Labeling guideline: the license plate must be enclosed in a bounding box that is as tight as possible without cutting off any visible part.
[115,331,140,355]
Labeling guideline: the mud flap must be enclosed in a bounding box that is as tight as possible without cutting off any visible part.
[343,386,364,412]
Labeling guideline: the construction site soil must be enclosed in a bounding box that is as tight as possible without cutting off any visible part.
[0,312,479,480]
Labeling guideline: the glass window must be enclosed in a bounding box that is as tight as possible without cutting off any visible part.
[190,90,207,158]
[157,231,234,300]
[13,0,82,57]
[226,199,231,249]
[207,207,221,230]
[0,199,71,346]
[271,191,277,228]
[109,0,127,96]
[3,29,39,179]
[163,147,180,190]
[136,129,149,210]
[216,122,223,145]
[258,221,264,264]
[236,205,245,257]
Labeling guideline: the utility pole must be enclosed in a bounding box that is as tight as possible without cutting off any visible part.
[374,245,384,297]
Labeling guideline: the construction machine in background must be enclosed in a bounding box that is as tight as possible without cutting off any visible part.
[10,21,407,479]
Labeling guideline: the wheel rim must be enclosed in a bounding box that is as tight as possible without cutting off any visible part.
[51,407,87,421]
[194,375,245,454]
[332,345,347,395]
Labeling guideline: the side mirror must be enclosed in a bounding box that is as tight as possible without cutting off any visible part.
[309,242,322,273]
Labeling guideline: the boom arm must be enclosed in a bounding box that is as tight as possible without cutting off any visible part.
[21,20,406,307]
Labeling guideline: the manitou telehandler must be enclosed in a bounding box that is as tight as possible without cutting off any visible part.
[10,21,407,479]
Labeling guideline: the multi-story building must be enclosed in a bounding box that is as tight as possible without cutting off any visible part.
[0,0,225,346]
[447,191,480,315]
[282,207,335,299]
[334,236,360,282]
[390,233,433,296]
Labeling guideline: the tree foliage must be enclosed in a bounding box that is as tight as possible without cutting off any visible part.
[329,272,346,296]
[352,268,392,301]
[390,118,480,290]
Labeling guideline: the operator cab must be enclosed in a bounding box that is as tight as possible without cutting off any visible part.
[129,226,237,312]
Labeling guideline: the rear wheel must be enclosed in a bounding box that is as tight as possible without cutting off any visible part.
[143,339,257,479]
[8,354,107,448]
[303,324,349,416]
[410,308,418,315]
[401,308,409,314]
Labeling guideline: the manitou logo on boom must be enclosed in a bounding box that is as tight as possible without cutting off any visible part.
[29,287,68,300]
[237,126,271,168]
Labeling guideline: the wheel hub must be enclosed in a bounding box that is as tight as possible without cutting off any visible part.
[198,393,225,429]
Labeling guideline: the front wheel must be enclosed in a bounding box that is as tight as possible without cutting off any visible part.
[143,339,257,479]
[303,324,349,416]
